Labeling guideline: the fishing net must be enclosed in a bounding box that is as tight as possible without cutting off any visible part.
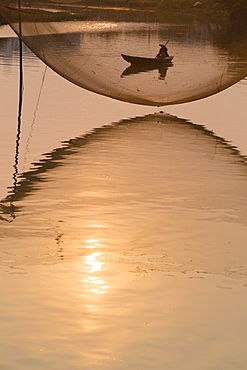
[0,0,247,106]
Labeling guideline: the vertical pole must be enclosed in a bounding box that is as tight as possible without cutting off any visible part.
[18,0,23,124]
[12,0,23,197]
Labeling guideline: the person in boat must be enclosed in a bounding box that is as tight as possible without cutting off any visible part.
[156,44,170,59]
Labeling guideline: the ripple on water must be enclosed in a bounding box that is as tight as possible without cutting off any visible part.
[0,113,247,369]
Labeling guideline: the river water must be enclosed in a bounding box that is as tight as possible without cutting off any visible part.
[0,19,247,369]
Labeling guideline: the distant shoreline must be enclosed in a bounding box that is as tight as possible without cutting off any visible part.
[1,1,246,27]
[0,4,228,26]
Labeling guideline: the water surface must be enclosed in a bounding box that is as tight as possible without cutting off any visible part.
[0,24,247,369]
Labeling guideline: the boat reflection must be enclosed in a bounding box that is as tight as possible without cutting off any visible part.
[121,62,173,80]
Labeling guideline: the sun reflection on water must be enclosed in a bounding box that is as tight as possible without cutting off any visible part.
[83,240,109,295]
[84,252,103,273]
[83,276,109,295]
[85,238,99,249]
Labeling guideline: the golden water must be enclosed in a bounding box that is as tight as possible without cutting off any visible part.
[0,24,247,369]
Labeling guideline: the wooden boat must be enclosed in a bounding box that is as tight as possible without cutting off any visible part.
[121,54,174,66]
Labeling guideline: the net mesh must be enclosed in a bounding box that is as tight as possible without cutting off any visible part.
[1,0,247,106]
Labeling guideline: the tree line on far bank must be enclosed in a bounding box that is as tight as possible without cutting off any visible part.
[0,0,246,26]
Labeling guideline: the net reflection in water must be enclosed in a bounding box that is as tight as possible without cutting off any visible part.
[1,113,247,277]
[1,113,247,369]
